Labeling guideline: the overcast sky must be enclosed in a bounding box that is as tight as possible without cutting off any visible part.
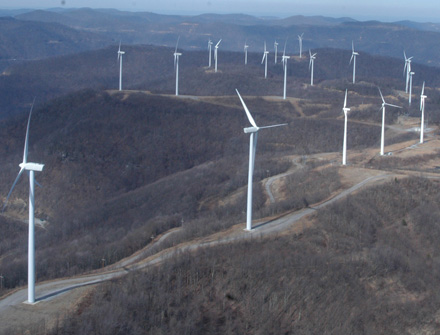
[1,0,439,22]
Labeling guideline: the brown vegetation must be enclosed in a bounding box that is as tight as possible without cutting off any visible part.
[47,177,440,334]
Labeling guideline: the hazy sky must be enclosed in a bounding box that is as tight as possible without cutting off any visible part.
[1,0,440,22]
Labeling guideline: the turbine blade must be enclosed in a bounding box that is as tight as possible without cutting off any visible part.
[23,98,35,164]
[259,123,288,129]
[352,41,354,52]
[378,87,385,104]
[236,89,258,128]
[349,54,353,65]
[3,167,25,211]
[175,36,180,53]
[216,39,222,47]
[385,103,402,109]
[421,81,425,95]
[344,89,348,109]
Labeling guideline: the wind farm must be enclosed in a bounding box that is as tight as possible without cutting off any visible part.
[1,6,440,335]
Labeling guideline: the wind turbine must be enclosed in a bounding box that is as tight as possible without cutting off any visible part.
[378,87,402,156]
[235,89,287,231]
[309,49,317,86]
[3,101,44,304]
[298,33,304,58]
[208,39,213,67]
[342,89,350,165]
[420,81,427,144]
[408,71,415,105]
[403,51,413,93]
[261,41,269,79]
[214,39,222,73]
[174,37,182,96]
[349,41,359,84]
[244,41,249,65]
[281,41,290,100]
[117,41,125,91]
[274,40,278,64]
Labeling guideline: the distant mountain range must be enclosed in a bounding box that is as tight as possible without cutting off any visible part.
[0,8,438,68]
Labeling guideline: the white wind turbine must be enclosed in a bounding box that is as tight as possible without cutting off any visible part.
[274,40,278,64]
[342,89,350,165]
[378,87,402,156]
[214,39,222,73]
[117,41,125,91]
[350,41,359,84]
[236,89,287,231]
[404,51,413,93]
[261,41,269,79]
[309,49,317,86]
[174,37,182,96]
[420,81,427,144]
[244,41,249,65]
[282,41,290,100]
[408,71,415,105]
[208,39,213,67]
[3,101,44,304]
[298,33,304,58]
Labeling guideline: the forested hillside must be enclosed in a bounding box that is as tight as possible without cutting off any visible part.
[48,177,440,335]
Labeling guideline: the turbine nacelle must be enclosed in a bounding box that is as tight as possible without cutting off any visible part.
[19,162,44,172]
[244,127,259,133]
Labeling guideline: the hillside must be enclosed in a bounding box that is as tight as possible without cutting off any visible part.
[0,84,421,293]
[1,43,440,119]
[0,16,111,72]
[48,176,440,335]
[11,9,440,67]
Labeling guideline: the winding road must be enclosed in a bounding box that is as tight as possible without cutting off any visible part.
[0,172,391,333]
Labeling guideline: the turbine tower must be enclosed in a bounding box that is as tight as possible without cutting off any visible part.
[408,71,414,105]
[309,49,317,86]
[342,89,350,165]
[3,101,44,304]
[274,40,278,64]
[298,33,304,58]
[350,41,359,84]
[261,41,269,79]
[282,41,290,100]
[235,89,287,231]
[208,39,213,67]
[214,39,222,73]
[117,41,125,91]
[174,37,182,96]
[244,41,249,65]
[378,87,402,156]
[420,81,427,144]
[403,51,413,93]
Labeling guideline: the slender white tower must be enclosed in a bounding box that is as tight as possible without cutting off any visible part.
[208,39,213,67]
[350,41,359,84]
[378,88,402,156]
[117,42,125,91]
[282,41,289,99]
[262,41,269,79]
[3,102,44,304]
[236,90,287,231]
[298,33,304,58]
[342,89,350,165]
[174,37,182,96]
[244,41,249,65]
[309,49,317,86]
[420,81,427,144]
[404,51,413,93]
[214,39,222,73]
[274,40,278,64]
[408,71,414,105]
